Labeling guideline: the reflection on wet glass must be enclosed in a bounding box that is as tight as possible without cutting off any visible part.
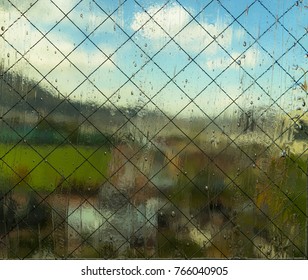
[0,0,307,259]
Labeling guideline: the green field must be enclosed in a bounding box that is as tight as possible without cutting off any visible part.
[0,143,111,192]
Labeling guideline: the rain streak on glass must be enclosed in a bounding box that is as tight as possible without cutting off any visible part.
[0,0,307,260]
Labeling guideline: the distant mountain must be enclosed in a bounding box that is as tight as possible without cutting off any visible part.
[0,67,104,118]
[0,67,126,145]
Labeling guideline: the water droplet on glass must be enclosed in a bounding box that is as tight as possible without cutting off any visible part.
[205,185,209,191]
[281,150,287,157]
[7,53,10,58]
[144,43,147,47]
[243,41,247,47]
[144,157,148,161]
[1,26,5,32]
[297,124,303,130]
[80,13,83,18]
[237,60,241,65]
[171,211,175,217]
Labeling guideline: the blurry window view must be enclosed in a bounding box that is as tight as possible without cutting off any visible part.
[0,0,307,259]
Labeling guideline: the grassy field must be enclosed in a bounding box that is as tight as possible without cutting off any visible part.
[0,139,307,258]
[0,143,111,192]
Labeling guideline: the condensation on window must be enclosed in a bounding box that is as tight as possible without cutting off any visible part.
[0,0,307,259]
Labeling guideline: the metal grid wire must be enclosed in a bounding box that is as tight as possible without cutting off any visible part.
[0,0,307,259]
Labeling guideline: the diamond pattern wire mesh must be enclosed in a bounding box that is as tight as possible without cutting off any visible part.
[0,0,307,259]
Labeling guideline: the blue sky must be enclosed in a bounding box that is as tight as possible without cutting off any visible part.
[1,0,307,116]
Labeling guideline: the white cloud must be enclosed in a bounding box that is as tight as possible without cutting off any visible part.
[235,27,246,41]
[176,22,233,54]
[0,2,116,101]
[50,0,81,14]
[206,48,260,69]
[241,48,259,67]
[69,12,109,32]
[3,0,32,13]
[67,46,114,76]
[131,3,233,54]
[1,0,75,27]
[131,4,191,39]
[24,0,64,27]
